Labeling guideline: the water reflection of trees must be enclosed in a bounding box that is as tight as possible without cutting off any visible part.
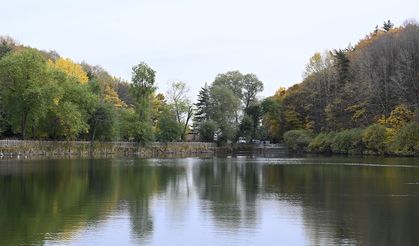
[0,159,117,245]
[0,157,418,245]
[119,160,186,242]
[192,158,260,229]
[262,164,419,246]
[0,159,184,245]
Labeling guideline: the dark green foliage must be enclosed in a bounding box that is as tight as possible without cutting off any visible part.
[0,36,15,59]
[216,124,236,145]
[239,103,265,141]
[391,123,419,155]
[130,62,156,145]
[331,128,364,154]
[308,132,336,153]
[245,103,263,139]
[130,62,156,119]
[242,73,264,109]
[283,130,313,151]
[0,41,159,143]
[0,114,4,137]
[156,110,182,143]
[42,70,97,140]
[362,124,389,154]
[208,85,241,143]
[212,71,244,99]
[117,107,154,144]
[0,49,50,139]
[238,115,253,142]
[118,108,138,141]
[261,96,282,142]
[88,102,117,141]
[205,71,264,144]
[198,120,217,142]
[132,121,154,145]
[382,20,394,31]
[332,49,351,84]
[306,123,418,156]
[194,84,211,124]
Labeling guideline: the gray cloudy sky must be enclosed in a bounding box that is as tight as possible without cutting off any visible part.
[1,0,418,98]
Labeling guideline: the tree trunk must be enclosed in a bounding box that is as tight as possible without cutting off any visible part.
[21,111,28,139]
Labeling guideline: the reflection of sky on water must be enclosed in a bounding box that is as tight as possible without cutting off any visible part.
[45,191,307,246]
[1,157,418,246]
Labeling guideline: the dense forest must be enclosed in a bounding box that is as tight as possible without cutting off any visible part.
[0,38,196,143]
[0,20,418,155]
[0,35,265,144]
[268,20,419,155]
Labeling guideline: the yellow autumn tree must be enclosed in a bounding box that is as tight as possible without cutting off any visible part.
[377,104,414,136]
[103,85,126,108]
[48,58,89,84]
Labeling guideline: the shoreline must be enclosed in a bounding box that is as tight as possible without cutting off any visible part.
[0,140,290,160]
[0,140,217,159]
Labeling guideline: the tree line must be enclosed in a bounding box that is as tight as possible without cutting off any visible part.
[0,20,418,153]
[0,39,186,143]
[0,37,265,144]
[268,20,418,155]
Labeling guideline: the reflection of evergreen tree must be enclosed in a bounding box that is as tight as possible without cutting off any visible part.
[120,159,185,242]
[129,198,153,241]
[192,159,259,229]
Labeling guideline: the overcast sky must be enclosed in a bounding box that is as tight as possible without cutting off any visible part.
[1,0,418,98]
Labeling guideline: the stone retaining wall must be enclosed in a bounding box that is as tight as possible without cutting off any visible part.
[0,140,216,158]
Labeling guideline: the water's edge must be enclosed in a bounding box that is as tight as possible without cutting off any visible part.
[0,140,292,159]
[0,140,218,158]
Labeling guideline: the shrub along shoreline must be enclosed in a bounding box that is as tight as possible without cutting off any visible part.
[0,140,217,158]
[283,122,419,157]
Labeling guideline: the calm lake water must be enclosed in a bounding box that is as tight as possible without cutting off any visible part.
[0,155,418,246]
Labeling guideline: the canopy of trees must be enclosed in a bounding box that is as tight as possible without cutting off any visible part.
[193,70,264,144]
[266,21,418,136]
[0,20,417,150]
[268,21,418,155]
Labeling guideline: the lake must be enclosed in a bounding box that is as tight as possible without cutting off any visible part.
[0,155,418,245]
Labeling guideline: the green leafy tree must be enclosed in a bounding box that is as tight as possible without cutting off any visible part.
[245,103,263,139]
[88,102,117,141]
[130,62,156,144]
[391,123,419,155]
[0,49,51,139]
[362,124,390,154]
[130,62,156,119]
[0,36,16,59]
[198,120,217,142]
[212,71,244,100]
[156,108,182,143]
[238,114,253,141]
[242,74,263,110]
[261,96,282,142]
[118,108,138,141]
[209,85,241,143]
[331,128,364,154]
[283,130,313,151]
[41,69,95,140]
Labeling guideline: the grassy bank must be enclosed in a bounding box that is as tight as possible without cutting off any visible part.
[0,140,216,158]
[283,123,419,157]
